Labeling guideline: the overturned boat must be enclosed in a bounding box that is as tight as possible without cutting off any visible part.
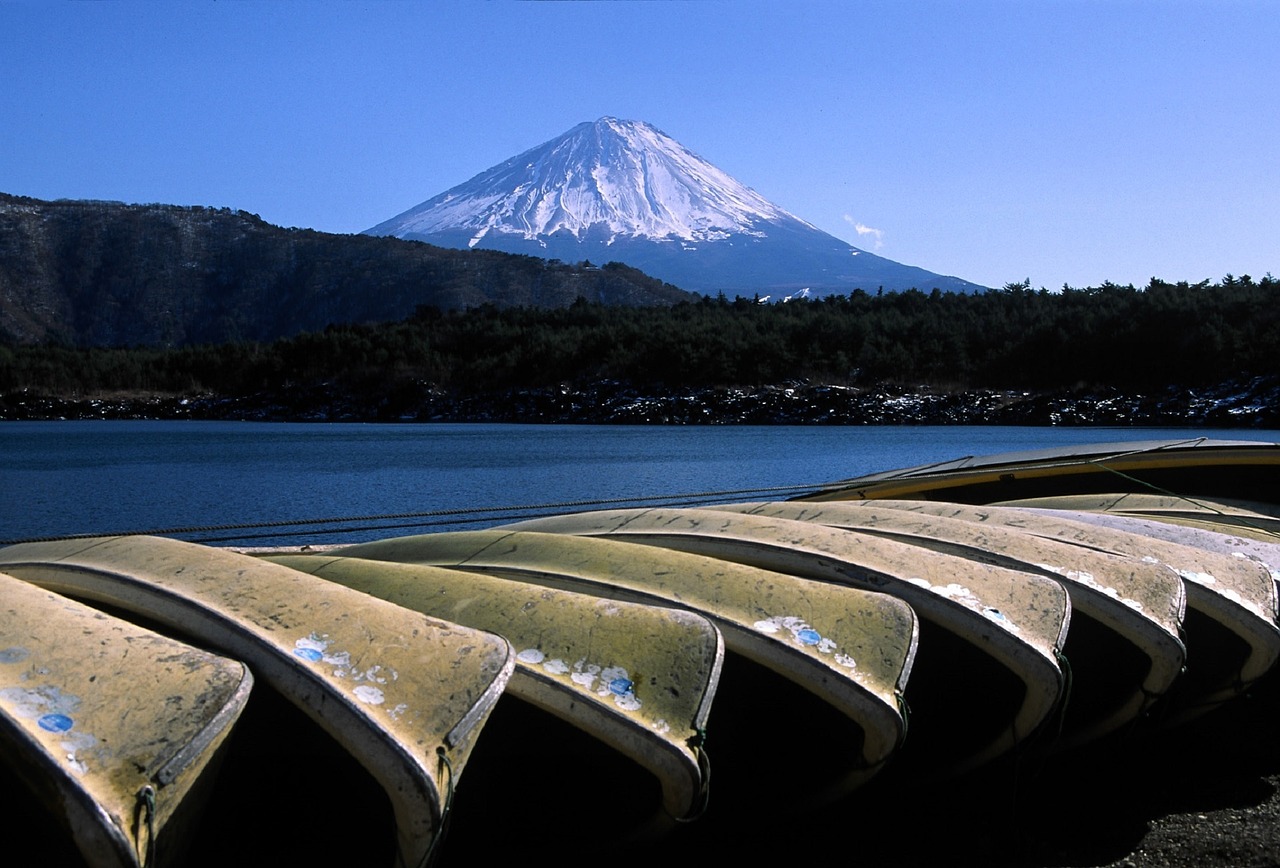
[0,536,515,868]
[4,436,1279,864]
[806,438,1280,505]
[495,507,1072,779]
[710,500,1187,747]
[265,552,723,828]
[0,572,253,868]
[332,529,918,807]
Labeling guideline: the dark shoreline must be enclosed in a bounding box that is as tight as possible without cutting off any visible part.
[3,375,1278,427]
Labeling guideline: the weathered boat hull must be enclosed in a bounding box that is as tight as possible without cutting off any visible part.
[265,552,723,826]
[493,507,1071,778]
[836,500,1280,723]
[8,436,1280,864]
[999,492,1280,541]
[1009,507,1280,589]
[710,500,1188,748]
[804,438,1280,505]
[0,572,252,868]
[0,536,516,868]
[334,529,918,805]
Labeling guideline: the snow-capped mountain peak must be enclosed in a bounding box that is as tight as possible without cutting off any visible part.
[370,117,809,247]
[367,118,986,296]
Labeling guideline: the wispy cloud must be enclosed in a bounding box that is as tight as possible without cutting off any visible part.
[843,214,884,249]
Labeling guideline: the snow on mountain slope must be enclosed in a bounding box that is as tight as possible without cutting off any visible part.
[367,118,986,296]
[370,117,808,245]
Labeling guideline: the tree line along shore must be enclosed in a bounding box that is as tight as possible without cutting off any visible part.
[1,276,1276,424]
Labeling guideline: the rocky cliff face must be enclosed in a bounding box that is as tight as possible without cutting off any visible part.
[0,193,694,347]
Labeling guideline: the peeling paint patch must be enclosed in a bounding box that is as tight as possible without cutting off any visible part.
[905,581,1023,633]
[0,647,28,664]
[982,607,1020,632]
[652,719,671,734]
[356,665,390,684]
[523,652,653,712]
[295,632,403,710]
[603,668,641,712]
[912,578,981,606]
[517,647,571,677]
[934,583,980,604]
[517,648,545,664]
[294,632,330,661]
[39,712,74,732]
[1177,570,1267,617]
[0,684,80,721]
[353,685,385,705]
[570,662,599,688]
[325,650,352,669]
[1036,563,1143,613]
[0,685,97,773]
[574,662,643,710]
[296,632,399,687]
[614,694,642,712]
[753,615,856,669]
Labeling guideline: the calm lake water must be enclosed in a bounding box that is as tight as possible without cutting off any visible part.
[4,421,1277,546]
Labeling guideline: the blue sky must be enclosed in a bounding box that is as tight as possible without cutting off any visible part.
[2,1,1275,291]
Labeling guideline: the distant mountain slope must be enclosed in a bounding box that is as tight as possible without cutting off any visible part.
[0,193,694,347]
[367,117,986,297]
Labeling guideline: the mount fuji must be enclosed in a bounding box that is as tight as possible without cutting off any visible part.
[366,118,986,298]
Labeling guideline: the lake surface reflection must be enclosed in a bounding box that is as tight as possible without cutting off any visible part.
[4,421,1276,546]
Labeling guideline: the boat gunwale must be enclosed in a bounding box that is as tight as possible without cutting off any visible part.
[0,537,519,868]
[495,507,1071,773]
[0,574,255,868]
[707,500,1189,744]
[806,440,1280,503]
[330,528,921,785]
[265,551,724,822]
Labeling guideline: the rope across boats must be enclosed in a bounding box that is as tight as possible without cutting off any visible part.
[0,481,840,546]
[4,437,1280,863]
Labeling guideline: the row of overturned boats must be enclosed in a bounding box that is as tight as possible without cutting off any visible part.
[3,437,1280,867]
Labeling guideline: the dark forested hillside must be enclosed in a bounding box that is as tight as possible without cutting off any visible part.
[2,188,1276,424]
[3,278,1276,401]
[0,193,695,347]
